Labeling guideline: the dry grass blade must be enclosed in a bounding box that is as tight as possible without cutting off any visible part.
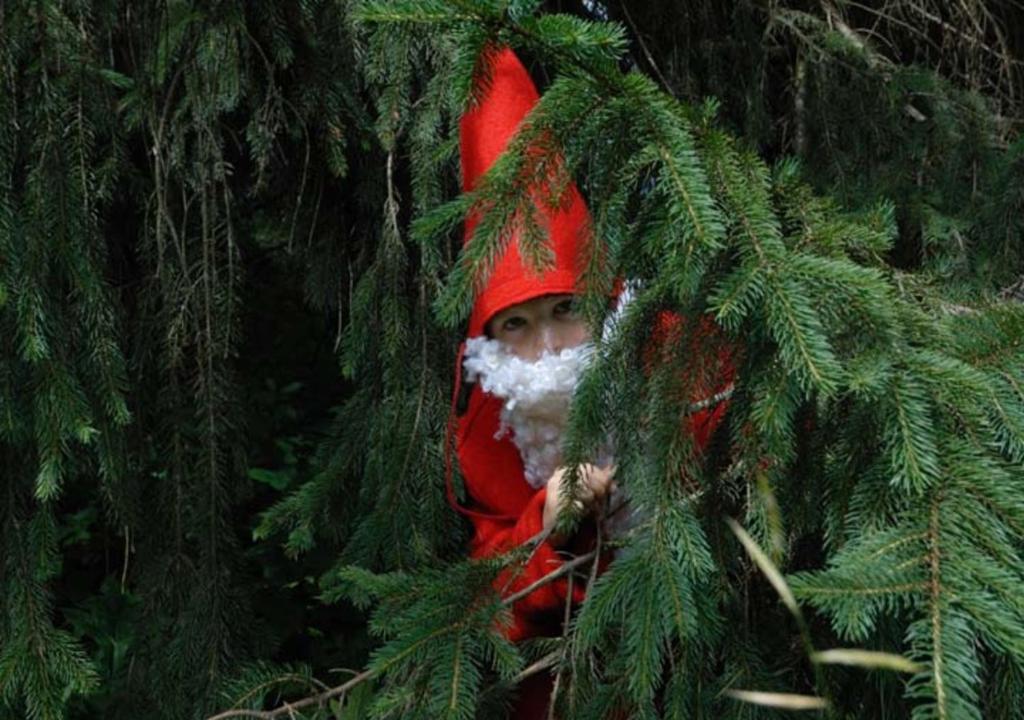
[724,689,828,710]
[726,517,800,616]
[812,648,924,673]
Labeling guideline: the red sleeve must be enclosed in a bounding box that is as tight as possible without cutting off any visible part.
[467,488,588,640]
[453,386,587,642]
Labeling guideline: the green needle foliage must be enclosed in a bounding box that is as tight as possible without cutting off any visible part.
[2,1,1023,719]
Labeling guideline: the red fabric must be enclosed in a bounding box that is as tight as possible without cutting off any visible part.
[453,47,597,650]
[646,311,736,453]
[453,317,735,631]
[456,382,588,643]
[451,45,736,719]
[452,322,734,720]
[460,46,593,338]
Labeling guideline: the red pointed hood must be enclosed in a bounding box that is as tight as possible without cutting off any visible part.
[460,46,592,338]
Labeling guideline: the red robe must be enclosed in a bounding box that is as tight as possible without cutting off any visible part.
[456,383,586,641]
[452,45,736,718]
[452,319,734,717]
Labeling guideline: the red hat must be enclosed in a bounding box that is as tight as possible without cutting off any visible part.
[460,46,593,338]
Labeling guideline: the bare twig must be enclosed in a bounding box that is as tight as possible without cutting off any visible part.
[686,384,735,414]
[229,674,331,713]
[205,667,373,720]
[546,564,575,720]
[999,275,1024,302]
[502,550,597,607]
[498,520,557,595]
[619,4,673,95]
[511,651,561,685]
[793,55,808,156]
[120,526,130,592]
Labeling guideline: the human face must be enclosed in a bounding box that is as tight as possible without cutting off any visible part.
[486,294,590,361]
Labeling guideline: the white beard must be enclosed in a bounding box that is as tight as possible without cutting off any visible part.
[462,284,643,536]
[462,337,594,489]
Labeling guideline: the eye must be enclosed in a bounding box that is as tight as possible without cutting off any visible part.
[553,298,577,317]
[501,316,528,333]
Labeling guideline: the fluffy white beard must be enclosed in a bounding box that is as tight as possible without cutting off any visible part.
[463,336,638,538]
[463,336,594,489]
[462,285,642,535]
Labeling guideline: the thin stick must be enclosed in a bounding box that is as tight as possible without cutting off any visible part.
[620,3,673,94]
[512,651,561,685]
[502,551,596,607]
[686,384,734,414]
[477,651,562,708]
[206,668,373,720]
[546,567,574,720]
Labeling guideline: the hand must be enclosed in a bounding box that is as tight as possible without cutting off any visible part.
[542,463,617,545]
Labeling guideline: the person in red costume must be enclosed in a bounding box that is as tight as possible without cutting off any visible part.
[447,46,733,718]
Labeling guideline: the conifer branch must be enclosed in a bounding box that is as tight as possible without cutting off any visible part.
[8,2,1024,717]
[618,3,672,94]
[513,651,561,684]
[208,552,591,720]
[686,384,735,414]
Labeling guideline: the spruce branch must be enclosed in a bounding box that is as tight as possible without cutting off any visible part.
[210,547,598,719]
[8,1,1024,717]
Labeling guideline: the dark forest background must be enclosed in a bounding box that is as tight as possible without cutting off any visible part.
[3,1,1024,718]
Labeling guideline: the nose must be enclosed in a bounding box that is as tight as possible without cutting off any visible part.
[539,323,562,355]
[525,325,559,361]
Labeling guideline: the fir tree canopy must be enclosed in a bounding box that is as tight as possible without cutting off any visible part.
[1,1,1023,719]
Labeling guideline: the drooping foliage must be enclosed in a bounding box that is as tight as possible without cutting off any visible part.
[1,1,1023,719]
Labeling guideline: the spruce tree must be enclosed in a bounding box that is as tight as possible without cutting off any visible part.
[1,1,1022,719]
